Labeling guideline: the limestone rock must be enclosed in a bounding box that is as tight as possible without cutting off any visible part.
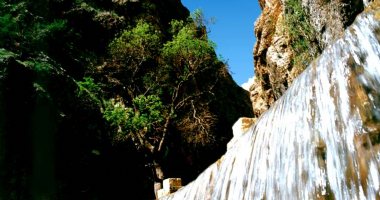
[163,178,182,193]
[250,0,366,117]
[157,178,182,199]
[252,0,291,117]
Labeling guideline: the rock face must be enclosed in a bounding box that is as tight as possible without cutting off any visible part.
[303,0,365,48]
[252,0,289,116]
[250,0,367,116]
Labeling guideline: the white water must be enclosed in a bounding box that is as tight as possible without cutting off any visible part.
[162,5,380,200]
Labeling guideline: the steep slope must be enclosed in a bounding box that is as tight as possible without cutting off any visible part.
[0,0,253,199]
[250,0,366,116]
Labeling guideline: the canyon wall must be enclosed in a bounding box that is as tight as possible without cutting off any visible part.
[250,0,367,116]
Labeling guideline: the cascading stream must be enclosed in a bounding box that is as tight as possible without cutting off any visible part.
[162,3,380,200]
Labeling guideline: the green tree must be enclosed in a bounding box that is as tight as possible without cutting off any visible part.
[160,18,219,147]
[104,12,224,197]
[104,95,166,152]
[103,94,168,187]
[108,21,162,97]
[109,21,161,73]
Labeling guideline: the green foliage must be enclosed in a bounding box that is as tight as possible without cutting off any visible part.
[162,21,216,80]
[103,95,165,140]
[0,14,18,47]
[103,99,129,127]
[168,20,185,35]
[104,10,228,152]
[76,77,102,105]
[108,21,163,96]
[109,21,161,63]
[0,48,17,62]
[284,0,320,71]
[191,9,205,28]
[0,1,22,48]
[0,1,68,52]
[21,57,53,75]
[28,20,67,49]
[77,77,101,96]
[128,95,164,132]
[0,49,59,103]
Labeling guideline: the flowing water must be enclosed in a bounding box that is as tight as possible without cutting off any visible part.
[162,3,380,200]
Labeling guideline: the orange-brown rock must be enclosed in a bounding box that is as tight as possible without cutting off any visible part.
[251,0,292,117]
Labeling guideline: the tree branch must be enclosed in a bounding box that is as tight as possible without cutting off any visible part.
[158,112,171,153]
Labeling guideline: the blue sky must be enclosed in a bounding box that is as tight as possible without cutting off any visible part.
[181,0,262,86]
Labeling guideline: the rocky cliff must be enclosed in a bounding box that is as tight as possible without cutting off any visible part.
[250,0,367,116]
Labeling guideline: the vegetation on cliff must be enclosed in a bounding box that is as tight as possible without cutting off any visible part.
[251,0,364,118]
[0,0,253,199]
[284,0,320,72]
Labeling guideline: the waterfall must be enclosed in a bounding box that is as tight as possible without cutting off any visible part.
[162,4,380,200]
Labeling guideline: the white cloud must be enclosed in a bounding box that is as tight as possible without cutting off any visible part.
[241,76,255,91]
